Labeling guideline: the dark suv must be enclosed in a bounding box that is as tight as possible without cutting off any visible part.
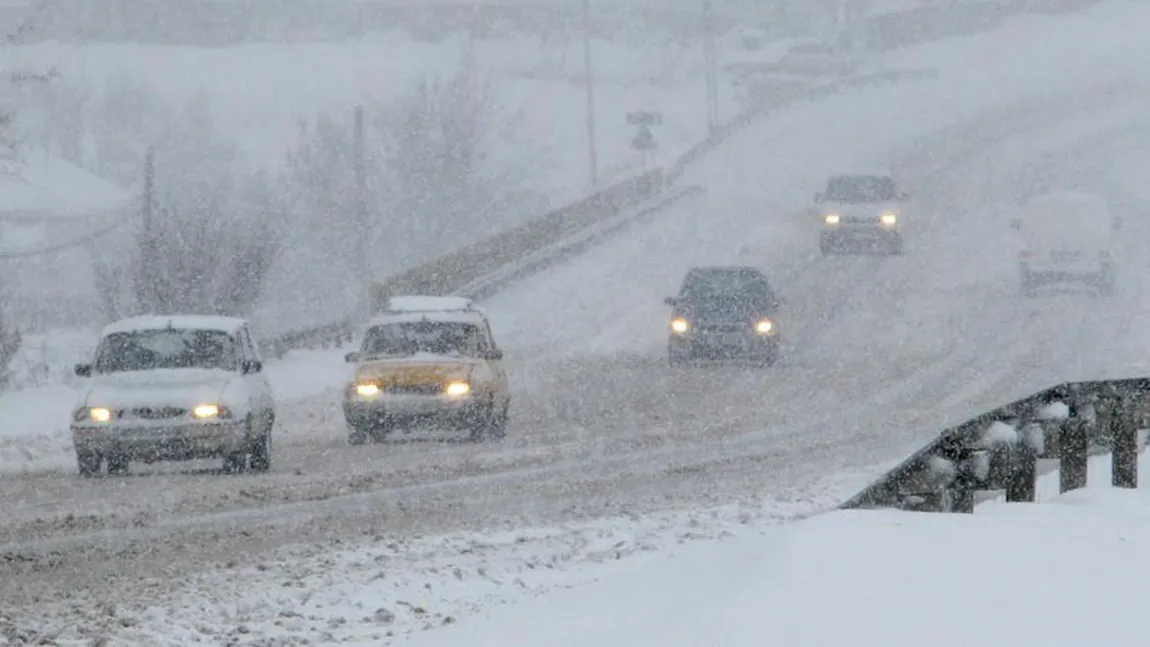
[663,265,782,366]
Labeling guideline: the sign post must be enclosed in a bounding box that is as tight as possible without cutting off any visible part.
[627,110,661,171]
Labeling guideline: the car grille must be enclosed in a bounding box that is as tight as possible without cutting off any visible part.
[696,323,749,334]
[384,384,444,396]
[125,407,188,420]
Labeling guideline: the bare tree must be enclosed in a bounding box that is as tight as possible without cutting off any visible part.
[133,193,283,317]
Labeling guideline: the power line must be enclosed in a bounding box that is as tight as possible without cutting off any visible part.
[0,201,141,260]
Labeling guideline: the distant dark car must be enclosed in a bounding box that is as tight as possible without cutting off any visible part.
[663,265,782,366]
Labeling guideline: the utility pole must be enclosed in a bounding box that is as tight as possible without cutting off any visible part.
[138,145,157,311]
[351,105,370,309]
[581,0,599,189]
[702,0,720,134]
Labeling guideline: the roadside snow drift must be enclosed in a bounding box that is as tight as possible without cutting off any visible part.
[400,481,1150,647]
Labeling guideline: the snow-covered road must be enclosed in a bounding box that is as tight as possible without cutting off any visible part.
[9,3,1150,635]
[7,80,1150,634]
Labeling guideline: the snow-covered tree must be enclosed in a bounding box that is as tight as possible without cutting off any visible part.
[87,90,286,319]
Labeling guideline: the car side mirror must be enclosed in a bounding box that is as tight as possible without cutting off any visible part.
[663,296,677,307]
[813,192,823,203]
[344,351,362,364]
[241,359,263,374]
[485,349,504,361]
[1010,218,1022,231]
[74,363,92,378]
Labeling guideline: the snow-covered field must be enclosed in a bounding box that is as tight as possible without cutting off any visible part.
[39,452,1140,646]
[395,453,1149,647]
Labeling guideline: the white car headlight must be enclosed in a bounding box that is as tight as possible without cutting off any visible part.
[824,213,841,225]
[193,403,225,419]
[83,407,112,423]
[880,212,897,225]
[354,382,382,397]
[754,319,775,335]
[670,318,690,334]
[445,381,471,396]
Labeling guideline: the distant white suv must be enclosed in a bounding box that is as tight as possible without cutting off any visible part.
[71,315,276,477]
[814,173,909,255]
[1010,191,1119,297]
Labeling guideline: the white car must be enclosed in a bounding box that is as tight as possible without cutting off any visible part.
[814,173,909,255]
[70,315,276,477]
[1011,191,1119,297]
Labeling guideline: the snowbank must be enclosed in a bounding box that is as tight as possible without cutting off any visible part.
[400,458,1150,647]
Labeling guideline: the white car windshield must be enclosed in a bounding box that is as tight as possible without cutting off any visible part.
[824,175,899,202]
[94,329,238,373]
[362,321,481,357]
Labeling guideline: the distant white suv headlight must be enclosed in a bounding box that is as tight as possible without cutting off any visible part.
[74,406,113,423]
[193,404,232,419]
[880,212,898,226]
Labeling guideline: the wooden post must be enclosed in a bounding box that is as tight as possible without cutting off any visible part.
[1112,396,1138,489]
[1060,416,1089,493]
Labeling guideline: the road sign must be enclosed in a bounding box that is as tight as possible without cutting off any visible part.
[626,111,663,126]
[631,124,657,151]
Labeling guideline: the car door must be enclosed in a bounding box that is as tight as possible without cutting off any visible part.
[480,321,509,406]
[238,324,274,424]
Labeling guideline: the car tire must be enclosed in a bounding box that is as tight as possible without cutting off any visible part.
[77,452,101,478]
[819,236,834,256]
[887,235,903,256]
[759,346,780,367]
[487,402,509,442]
[1019,264,1037,298]
[249,413,273,473]
[469,403,498,442]
[348,427,369,445]
[224,416,252,473]
[106,453,129,476]
[223,452,247,473]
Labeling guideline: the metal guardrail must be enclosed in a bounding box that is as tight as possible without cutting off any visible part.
[258,320,355,360]
[840,378,1150,514]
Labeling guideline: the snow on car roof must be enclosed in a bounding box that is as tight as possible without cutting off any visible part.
[1026,191,1106,207]
[368,309,488,328]
[383,295,476,313]
[100,314,247,337]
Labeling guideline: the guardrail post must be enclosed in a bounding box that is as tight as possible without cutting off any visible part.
[1112,395,1138,489]
[1060,414,1089,494]
[1005,425,1038,503]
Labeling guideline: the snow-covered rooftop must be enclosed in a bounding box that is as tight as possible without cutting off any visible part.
[101,315,248,337]
[0,150,136,221]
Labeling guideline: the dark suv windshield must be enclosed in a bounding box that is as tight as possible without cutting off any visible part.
[824,175,898,202]
[363,321,481,357]
[95,329,237,373]
[681,269,777,305]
